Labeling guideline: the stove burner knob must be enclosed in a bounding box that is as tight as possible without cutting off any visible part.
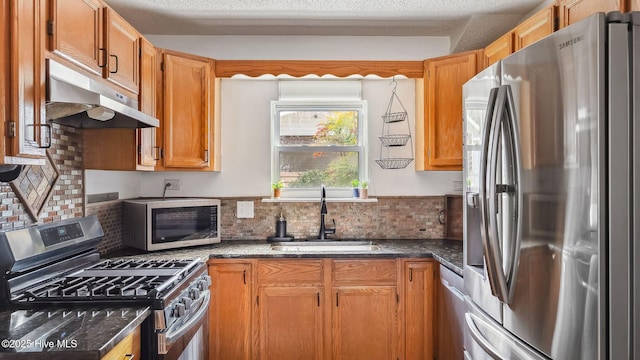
[173,303,186,318]
[190,288,201,300]
[197,279,209,291]
[181,297,193,310]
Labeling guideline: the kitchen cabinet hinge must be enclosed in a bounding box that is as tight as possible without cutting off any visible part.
[396,294,399,304]
[137,144,142,155]
[160,61,164,71]
[256,295,259,306]
[139,46,142,58]
[46,20,54,36]
[160,148,164,159]
[7,122,15,137]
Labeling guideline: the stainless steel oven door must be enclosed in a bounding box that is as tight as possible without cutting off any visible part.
[157,290,210,360]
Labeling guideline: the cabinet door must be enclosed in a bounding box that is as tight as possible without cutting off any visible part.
[257,286,324,360]
[484,32,513,68]
[50,0,104,76]
[104,8,139,94]
[559,0,623,28]
[514,6,557,51]
[209,262,252,360]
[8,0,47,159]
[162,51,213,169]
[100,325,141,360]
[332,286,397,360]
[138,37,157,169]
[404,261,435,360]
[424,51,477,170]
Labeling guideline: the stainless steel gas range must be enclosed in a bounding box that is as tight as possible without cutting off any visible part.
[0,216,210,360]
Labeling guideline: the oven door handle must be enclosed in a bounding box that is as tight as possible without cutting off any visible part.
[158,290,210,355]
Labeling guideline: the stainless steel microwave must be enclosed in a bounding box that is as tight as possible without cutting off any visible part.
[122,198,221,251]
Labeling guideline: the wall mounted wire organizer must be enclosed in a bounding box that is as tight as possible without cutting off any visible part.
[376,78,414,169]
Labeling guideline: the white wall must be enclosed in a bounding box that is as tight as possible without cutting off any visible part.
[145,35,450,60]
[85,35,462,199]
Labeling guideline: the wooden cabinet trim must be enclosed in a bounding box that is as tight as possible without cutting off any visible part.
[215,60,424,78]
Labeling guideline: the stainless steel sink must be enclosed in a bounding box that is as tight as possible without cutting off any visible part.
[270,241,380,252]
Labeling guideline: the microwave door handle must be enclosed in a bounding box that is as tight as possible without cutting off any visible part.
[157,290,210,355]
[484,86,510,303]
[503,85,524,302]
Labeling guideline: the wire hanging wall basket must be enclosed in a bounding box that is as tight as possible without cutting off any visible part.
[376,77,414,169]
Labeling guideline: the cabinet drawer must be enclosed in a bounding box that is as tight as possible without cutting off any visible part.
[258,260,323,285]
[332,259,396,285]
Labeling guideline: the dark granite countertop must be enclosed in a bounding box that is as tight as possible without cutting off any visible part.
[108,239,463,276]
[0,307,149,360]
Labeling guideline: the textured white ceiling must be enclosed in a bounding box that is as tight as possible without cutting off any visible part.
[104,0,546,51]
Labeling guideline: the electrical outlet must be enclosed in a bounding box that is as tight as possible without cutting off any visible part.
[453,181,463,192]
[164,179,181,190]
[237,201,254,219]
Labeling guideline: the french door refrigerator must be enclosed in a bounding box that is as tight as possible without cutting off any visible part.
[462,12,638,360]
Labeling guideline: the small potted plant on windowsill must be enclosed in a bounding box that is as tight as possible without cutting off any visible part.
[272,181,284,198]
[359,181,369,199]
[351,179,360,198]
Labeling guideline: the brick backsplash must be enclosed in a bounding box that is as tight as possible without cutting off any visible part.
[86,200,124,255]
[221,197,448,240]
[0,124,83,230]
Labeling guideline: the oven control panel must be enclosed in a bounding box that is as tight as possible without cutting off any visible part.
[40,223,84,247]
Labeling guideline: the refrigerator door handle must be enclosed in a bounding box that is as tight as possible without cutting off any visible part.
[481,86,510,303]
[502,84,524,302]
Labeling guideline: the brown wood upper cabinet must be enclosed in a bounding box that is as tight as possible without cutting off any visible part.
[49,0,140,95]
[483,6,557,67]
[137,37,157,169]
[559,0,625,28]
[0,0,48,164]
[82,36,156,171]
[417,50,479,171]
[158,50,215,170]
[484,32,513,68]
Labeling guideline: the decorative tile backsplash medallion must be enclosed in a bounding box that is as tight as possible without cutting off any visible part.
[10,150,60,221]
[0,124,84,230]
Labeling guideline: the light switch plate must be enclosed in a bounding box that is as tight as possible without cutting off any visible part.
[237,201,254,219]
[453,181,463,192]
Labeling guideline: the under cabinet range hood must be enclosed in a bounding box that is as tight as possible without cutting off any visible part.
[45,59,159,129]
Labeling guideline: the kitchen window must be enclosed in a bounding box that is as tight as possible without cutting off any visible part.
[272,84,367,198]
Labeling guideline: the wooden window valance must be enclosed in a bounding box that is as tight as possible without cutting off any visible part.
[214,60,424,78]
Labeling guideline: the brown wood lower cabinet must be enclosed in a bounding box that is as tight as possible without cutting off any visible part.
[100,325,140,360]
[208,258,437,360]
[332,286,397,360]
[404,261,435,360]
[208,261,252,360]
[258,286,324,360]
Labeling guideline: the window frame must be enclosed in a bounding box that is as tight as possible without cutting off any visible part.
[271,100,368,198]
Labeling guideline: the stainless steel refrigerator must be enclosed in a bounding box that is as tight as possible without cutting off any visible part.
[462,12,638,360]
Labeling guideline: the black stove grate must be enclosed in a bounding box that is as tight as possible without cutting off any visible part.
[13,274,173,303]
